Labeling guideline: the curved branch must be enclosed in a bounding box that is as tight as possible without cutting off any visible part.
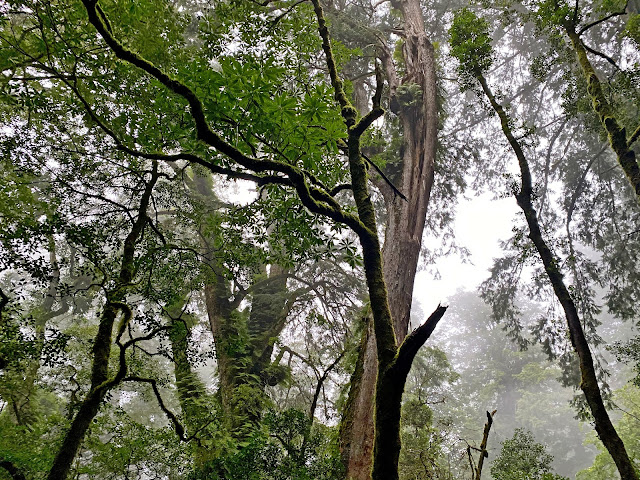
[81,1,367,235]
[582,43,621,71]
[330,183,352,196]
[123,376,194,442]
[578,4,628,35]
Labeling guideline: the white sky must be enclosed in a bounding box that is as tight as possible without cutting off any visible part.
[415,193,519,314]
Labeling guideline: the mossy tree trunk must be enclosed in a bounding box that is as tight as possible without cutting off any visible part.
[203,264,291,439]
[563,22,640,201]
[190,173,293,440]
[340,0,439,476]
[166,298,213,468]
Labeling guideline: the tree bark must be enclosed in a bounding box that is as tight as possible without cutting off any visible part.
[167,301,212,467]
[193,174,292,439]
[564,24,640,201]
[339,320,377,477]
[340,0,439,476]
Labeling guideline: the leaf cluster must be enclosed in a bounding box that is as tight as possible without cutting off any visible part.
[449,9,494,89]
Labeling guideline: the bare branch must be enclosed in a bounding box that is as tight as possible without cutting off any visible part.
[582,43,621,71]
[578,3,628,35]
[123,376,192,442]
[362,152,407,201]
[395,305,447,373]
[628,123,640,149]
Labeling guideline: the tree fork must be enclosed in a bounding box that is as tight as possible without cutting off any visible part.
[341,0,440,476]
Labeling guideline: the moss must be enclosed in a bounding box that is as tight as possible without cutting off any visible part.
[341,105,358,125]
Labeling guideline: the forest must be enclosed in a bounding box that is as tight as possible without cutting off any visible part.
[0,0,639,478]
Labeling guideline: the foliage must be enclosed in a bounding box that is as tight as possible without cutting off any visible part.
[194,409,343,480]
[449,9,494,89]
[76,406,191,479]
[609,336,640,387]
[491,428,568,480]
[576,385,640,480]
[399,346,459,479]
[0,407,68,478]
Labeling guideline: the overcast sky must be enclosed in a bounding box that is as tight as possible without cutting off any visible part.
[415,194,519,315]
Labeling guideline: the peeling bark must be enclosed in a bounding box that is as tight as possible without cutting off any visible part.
[341,0,439,477]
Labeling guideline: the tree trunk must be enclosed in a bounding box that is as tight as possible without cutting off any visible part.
[47,303,124,480]
[564,25,640,201]
[47,165,158,480]
[4,238,68,426]
[195,172,292,439]
[339,320,377,477]
[477,72,639,480]
[340,0,439,477]
[204,264,290,439]
[167,302,212,468]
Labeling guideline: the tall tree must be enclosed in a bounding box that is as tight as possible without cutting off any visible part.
[335,0,442,475]
[1,1,446,478]
[449,9,638,479]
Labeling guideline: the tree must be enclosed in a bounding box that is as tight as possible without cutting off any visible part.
[492,428,568,480]
[0,1,447,479]
[449,8,638,479]
[545,1,640,200]
[318,0,445,475]
[577,385,640,480]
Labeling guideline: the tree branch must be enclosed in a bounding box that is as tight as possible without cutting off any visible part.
[362,152,407,201]
[582,43,621,71]
[330,183,352,196]
[81,0,368,236]
[123,376,193,442]
[395,305,447,373]
[474,410,496,480]
[309,349,346,420]
[578,3,628,35]
[628,123,640,149]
